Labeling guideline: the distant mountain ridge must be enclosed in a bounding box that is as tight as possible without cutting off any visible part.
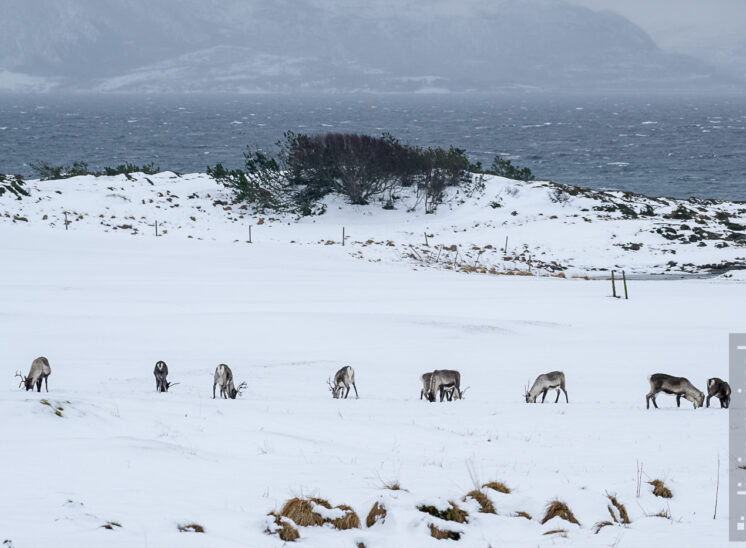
[0,0,735,92]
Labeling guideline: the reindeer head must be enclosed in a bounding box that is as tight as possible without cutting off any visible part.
[693,390,705,409]
[327,377,342,399]
[524,381,535,403]
[228,381,247,400]
[15,370,31,391]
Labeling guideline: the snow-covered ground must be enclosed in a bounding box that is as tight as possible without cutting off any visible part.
[1,172,743,546]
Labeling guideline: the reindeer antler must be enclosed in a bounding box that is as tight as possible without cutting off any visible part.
[15,370,26,388]
[235,381,247,397]
[459,386,470,399]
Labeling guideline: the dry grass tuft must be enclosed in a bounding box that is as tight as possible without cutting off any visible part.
[543,528,568,537]
[606,494,630,524]
[651,509,671,520]
[649,480,673,498]
[101,521,122,530]
[482,481,511,494]
[178,523,204,533]
[513,511,532,520]
[366,501,387,528]
[429,523,461,541]
[280,497,325,527]
[329,504,361,530]
[463,490,496,514]
[417,502,469,523]
[266,512,300,542]
[593,520,614,534]
[382,480,404,491]
[541,500,580,526]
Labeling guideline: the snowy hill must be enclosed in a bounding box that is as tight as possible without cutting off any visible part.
[2,171,745,277]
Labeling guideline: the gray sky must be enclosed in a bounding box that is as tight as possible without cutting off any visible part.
[569,0,746,60]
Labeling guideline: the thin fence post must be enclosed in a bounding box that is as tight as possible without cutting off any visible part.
[64,211,68,231]
[249,225,252,243]
[342,226,345,246]
[424,232,429,246]
[504,236,508,255]
[622,270,629,299]
[155,219,159,237]
[611,270,617,298]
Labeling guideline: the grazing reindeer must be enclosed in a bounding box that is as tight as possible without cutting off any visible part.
[420,372,433,400]
[15,357,51,392]
[524,371,568,403]
[328,366,358,399]
[212,364,246,399]
[646,374,704,409]
[153,360,169,392]
[706,377,731,408]
[427,370,461,402]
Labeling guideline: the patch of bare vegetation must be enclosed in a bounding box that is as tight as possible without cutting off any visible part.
[543,528,568,537]
[649,479,673,498]
[417,501,469,523]
[513,511,532,520]
[101,521,121,530]
[482,481,511,494]
[178,523,204,533]
[266,512,300,542]
[429,523,461,541]
[593,520,614,534]
[366,501,387,527]
[541,500,580,526]
[463,490,496,514]
[279,496,360,530]
[606,493,630,524]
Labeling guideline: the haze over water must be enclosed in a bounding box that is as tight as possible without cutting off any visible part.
[1,93,745,201]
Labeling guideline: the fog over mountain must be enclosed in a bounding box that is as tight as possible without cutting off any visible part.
[0,0,737,93]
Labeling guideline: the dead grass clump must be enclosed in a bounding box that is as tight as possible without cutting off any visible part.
[366,502,387,527]
[429,523,461,541]
[544,528,568,537]
[513,511,532,520]
[329,504,361,530]
[280,497,325,527]
[649,480,672,498]
[651,509,671,519]
[593,520,614,534]
[266,512,300,542]
[178,523,204,533]
[482,481,511,494]
[382,480,403,491]
[463,490,496,514]
[541,500,580,526]
[101,521,122,530]
[606,494,630,524]
[417,502,468,523]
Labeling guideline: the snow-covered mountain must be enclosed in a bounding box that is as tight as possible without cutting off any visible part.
[0,0,732,92]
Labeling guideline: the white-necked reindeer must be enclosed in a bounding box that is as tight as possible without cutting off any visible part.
[420,372,433,400]
[154,360,170,392]
[16,357,51,392]
[525,371,568,403]
[213,364,246,399]
[427,370,462,402]
[706,377,731,408]
[328,366,358,399]
[646,373,704,409]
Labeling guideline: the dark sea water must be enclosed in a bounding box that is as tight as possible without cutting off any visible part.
[1,93,745,201]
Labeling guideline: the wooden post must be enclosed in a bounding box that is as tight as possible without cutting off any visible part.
[528,255,532,273]
[249,225,252,243]
[435,244,442,263]
[622,270,629,299]
[155,219,159,237]
[64,211,68,231]
[342,227,345,246]
[504,236,508,254]
[424,232,429,246]
[611,270,617,298]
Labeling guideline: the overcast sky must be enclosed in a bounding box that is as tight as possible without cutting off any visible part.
[569,0,746,59]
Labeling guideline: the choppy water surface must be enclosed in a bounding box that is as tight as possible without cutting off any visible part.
[1,93,744,200]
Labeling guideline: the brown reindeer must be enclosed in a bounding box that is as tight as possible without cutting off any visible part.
[646,374,704,409]
[328,366,358,399]
[213,364,246,399]
[16,357,51,392]
[706,378,731,408]
[524,371,568,403]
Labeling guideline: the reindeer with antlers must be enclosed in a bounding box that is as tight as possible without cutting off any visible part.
[16,357,51,392]
[524,371,568,403]
[328,366,358,399]
[212,364,246,399]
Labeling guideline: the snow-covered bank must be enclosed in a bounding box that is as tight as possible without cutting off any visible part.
[2,171,745,277]
[0,222,742,546]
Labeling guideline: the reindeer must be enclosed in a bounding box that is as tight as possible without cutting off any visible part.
[420,372,433,400]
[706,377,731,408]
[328,366,358,399]
[153,360,170,392]
[427,370,461,402]
[16,357,51,392]
[524,371,568,403]
[212,364,246,399]
[646,373,704,409]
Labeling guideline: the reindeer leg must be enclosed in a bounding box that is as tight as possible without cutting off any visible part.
[706,394,711,408]
[676,393,682,407]
[344,384,350,399]
[541,389,548,403]
[554,388,560,403]
[562,387,568,403]
[45,376,48,392]
[353,382,359,399]
[36,378,42,392]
